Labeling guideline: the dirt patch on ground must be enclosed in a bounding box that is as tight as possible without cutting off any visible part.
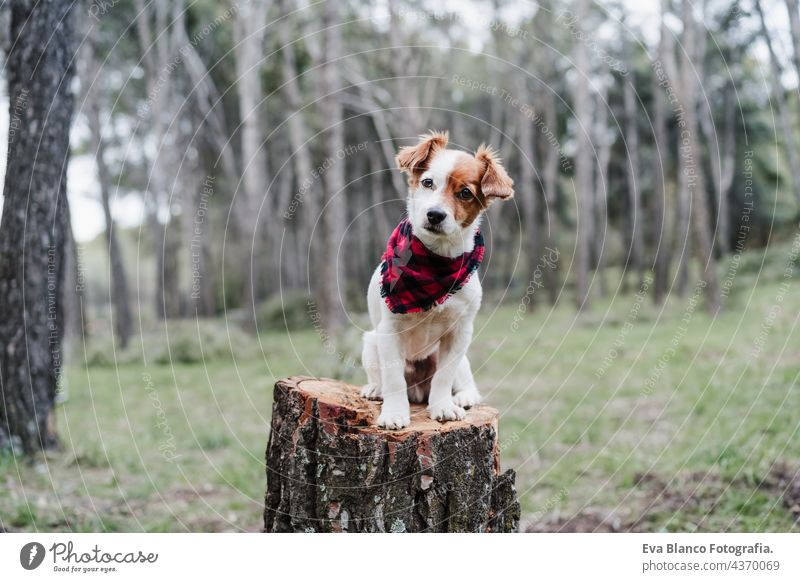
[522,471,724,532]
[757,462,800,516]
[523,509,641,532]
[525,464,800,533]
[631,470,727,524]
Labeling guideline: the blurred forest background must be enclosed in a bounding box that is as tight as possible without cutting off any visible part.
[10,0,800,338]
[2,0,796,339]
[1,0,800,532]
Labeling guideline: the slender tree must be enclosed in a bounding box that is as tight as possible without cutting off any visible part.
[535,0,561,304]
[517,71,541,307]
[693,5,735,255]
[316,0,348,329]
[680,0,721,312]
[0,0,75,453]
[134,0,181,319]
[785,0,800,80]
[278,0,319,289]
[388,0,426,136]
[657,0,693,296]
[594,81,614,298]
[170,1,233,317]
[622,32,644,285]
[63,212,87,341]
[233,0,270,318]
[84,27,132,349]
[652,13,672,303]
[573,0,594,310]
[755,0,800,206]
[698,82,736,254]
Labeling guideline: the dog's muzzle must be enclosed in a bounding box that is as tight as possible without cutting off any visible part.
[425,207,447,232]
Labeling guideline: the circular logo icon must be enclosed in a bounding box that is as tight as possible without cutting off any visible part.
[20,542,46,570]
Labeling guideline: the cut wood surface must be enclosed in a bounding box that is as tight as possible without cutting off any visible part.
[264,376,520,532]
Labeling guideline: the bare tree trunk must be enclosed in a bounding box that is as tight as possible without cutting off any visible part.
[150,0,174,319]
[535,1,560,305]
[496,117,521,289]
[652,23,671,304]
[518,75,541,307]
[756,0,800,206]
[144,207,165,317]
[233,0,270,319]
[350,138,375,287]
[278,0,319,290]
[316,1,347,330]
[195,177,217,316]
[168,1,232,316]
[676,148,691,296]
[63,216,87,342]
[163,218,183,318]
[657,0,692,297]
[368,144,392,239]
[594,85,613,298]
[388,0,424,136]
[573,0,593,310]
[172,3,237,180]
[680,0,721,312]
[693,9,735,257]
[88,102,133,348]
[266,133,301,291]
[339,68,409,200]
[183,160,216,317]
[0,0,74,453]
[541,83,560,305]
[134,0,179,319]
[698,85,735,254]
[85,32,132,349]
[785,0,800,79]
[622,37,644,286]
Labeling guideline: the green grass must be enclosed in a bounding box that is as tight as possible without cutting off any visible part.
[2,242,800,532]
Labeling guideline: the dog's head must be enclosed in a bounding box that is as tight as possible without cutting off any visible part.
[396,131,514,250]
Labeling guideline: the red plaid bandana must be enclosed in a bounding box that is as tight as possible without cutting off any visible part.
[380,219,484,314]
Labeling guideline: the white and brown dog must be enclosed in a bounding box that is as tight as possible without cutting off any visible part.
[361,131,514,429]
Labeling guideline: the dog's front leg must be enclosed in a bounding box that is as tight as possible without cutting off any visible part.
[427,323,472,422]
[360,331,382,400]
[375,320,410,429]
[452,356,482,408]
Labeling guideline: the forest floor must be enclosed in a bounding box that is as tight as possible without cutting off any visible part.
[2,241,800,532]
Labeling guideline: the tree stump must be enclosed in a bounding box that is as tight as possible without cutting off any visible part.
[264,376,520,532]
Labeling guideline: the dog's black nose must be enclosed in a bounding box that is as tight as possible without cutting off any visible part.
[426,208,446,225]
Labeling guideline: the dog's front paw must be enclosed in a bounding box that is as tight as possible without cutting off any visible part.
[428,400,466,423]
[377,406,411,430]
[452,387,481,409]
[361,383,382,400]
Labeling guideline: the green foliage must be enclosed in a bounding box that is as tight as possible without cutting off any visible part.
[82,320,258,368]
[83,341,142,368]
[256,291,314,332]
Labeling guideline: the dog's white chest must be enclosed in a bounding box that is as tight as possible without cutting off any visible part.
[392,280,479,361]
[396,305,454,360]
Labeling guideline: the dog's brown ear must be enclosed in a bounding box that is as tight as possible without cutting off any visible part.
[396,131,449,176]
[476,144,514,201]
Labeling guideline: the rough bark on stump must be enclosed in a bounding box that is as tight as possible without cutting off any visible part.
[264,376,520,532]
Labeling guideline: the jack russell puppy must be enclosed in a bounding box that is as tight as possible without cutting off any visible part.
[361,131,514,429]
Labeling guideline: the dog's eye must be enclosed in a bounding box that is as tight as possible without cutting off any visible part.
[457,188,473,200]
[421,178,434,189]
